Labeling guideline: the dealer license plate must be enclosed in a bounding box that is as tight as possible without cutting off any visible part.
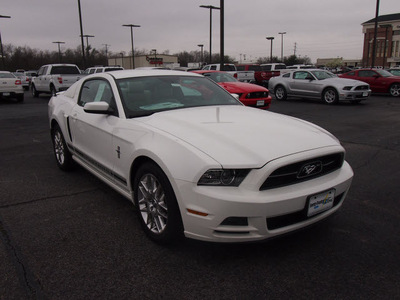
[362,92,368,97]
[256,100,265,106]
[307,189,335,217]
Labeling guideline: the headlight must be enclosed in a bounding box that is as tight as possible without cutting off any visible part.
[197,169,250,186]
[343,86,352,90]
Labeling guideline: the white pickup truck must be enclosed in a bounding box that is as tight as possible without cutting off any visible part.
[202,63,255,83]
[31,64,84,97]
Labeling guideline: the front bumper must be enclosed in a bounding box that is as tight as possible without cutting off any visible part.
[174,149,354,243]
[339,89,371,101]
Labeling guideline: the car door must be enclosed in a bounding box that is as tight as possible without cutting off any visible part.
[36,66,48,91]
[357,70,383,92]
[291,71,319,97]
[69,78,119,178]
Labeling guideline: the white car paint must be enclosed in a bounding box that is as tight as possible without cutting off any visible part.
[48,70,353,243]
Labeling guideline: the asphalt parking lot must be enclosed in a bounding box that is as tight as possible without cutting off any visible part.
[1,91,399,299]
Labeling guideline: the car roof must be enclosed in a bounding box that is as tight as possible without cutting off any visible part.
[98,69,204,79]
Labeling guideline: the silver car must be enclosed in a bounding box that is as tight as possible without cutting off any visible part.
[269,69,371,104]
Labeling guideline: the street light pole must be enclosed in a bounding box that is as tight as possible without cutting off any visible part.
[266,37,274,62]
[198,44,204,64]
[0,15,11,70]
[123,24,141,69]
[53,41,65,63]
[200,4,220,64]
[278,32,286,62]
[220,0,224,71]
[77,0,86,69]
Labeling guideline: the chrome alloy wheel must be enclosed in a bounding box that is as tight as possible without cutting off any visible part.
[53,131,66,165]
[323,89,338,104]
[275,87,286,100]
[389,84,400,97]
[137,173,168,234]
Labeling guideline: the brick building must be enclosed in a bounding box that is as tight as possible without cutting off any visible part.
[362,13,400,68]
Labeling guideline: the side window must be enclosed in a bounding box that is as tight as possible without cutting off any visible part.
[210,65,217,70]
[78,79,117,114]
[293,71,309,80]
[236,66,245,71]
[37,67,44,76]
[203,66,210,70]
[359,70,376,77]
[283,73,290,78]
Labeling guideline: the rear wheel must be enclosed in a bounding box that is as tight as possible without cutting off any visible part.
[133,162,183,243]
[389,83,400,97]
[51,125,74,171]
[322,88,338,104]
[274,85,287,100]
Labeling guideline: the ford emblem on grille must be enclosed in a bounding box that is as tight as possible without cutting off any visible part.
[297,161,323,178]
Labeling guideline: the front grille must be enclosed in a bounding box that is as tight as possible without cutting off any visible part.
[247,91,268,99]
[355,85,369,91]
[260,153,344,190]
[266,192,344,230]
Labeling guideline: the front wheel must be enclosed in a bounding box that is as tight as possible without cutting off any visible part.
[322,88,338,104]
[389,83,400,97]
[31,84,39,97]
[134,162,183,243]
[274,86,287,100]
[51,125,74,171]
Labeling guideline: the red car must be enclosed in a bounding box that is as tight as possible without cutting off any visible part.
[339,69,400,97]
[192,70,272,109]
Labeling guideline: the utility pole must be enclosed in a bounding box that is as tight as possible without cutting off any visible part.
[102,44,110,65]
[53,41,65,63]
[371,0,380,68]
[294,42,297,56]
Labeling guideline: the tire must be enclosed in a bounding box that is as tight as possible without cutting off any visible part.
[274,85,287,101]
[31,84,39,97]
[16,94,24,103]
[50,85,57,97]
[133,162,183,243]
[389,83,400,97]
[51,125,74,171]
[322,88,338,104]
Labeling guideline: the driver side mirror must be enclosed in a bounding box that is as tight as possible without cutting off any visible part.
[83,101,115,115]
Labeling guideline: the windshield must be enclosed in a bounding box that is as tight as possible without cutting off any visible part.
[117,75,241,118]
[376,69,394,77]
[50,66,80,75]
[311,70,336,80]
[202,72,238,83]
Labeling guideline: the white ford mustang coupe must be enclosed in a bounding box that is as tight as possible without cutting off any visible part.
[48,70,353,243]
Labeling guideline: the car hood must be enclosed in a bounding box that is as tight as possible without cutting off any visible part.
[218,82,268,93]
[323,77,367,86]
[139,106,340,168]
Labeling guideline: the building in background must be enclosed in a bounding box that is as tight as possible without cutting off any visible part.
[108,53,178,69]
[362,13,400,68]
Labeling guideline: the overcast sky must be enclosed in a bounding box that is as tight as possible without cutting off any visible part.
[1,0,399,63]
